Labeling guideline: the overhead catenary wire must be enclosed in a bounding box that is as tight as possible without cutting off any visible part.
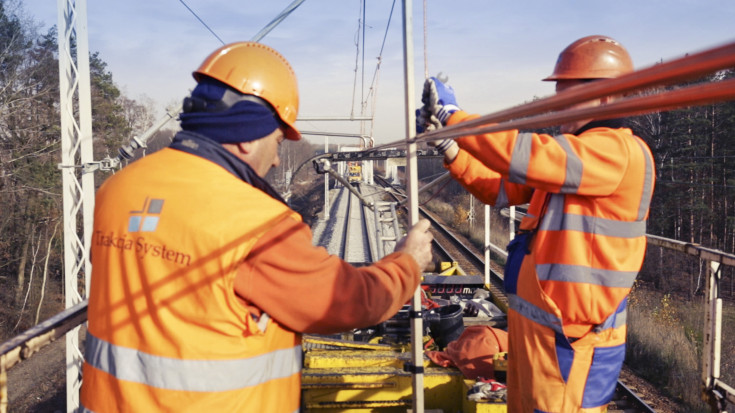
[422,0,428,79]
[364,0,397,136]
[361,0,367,121]
[178,0,225,45]
[345,1,398,139]
[250,0,306,42]
[114,1,303,169]
[178,0,306,47]
[349,2,363,119]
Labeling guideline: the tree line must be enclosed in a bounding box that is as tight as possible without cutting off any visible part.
[0,2,168,337]
[632,70,735,253]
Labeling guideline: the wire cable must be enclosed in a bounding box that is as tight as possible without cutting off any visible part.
[423,0,428,79]
[251,0,306,42]
[349,2,362,118]
[178,0,225,45]
[360,0,367,122]
[362,0,396,137]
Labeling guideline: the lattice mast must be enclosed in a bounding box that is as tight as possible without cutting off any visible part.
[56,0,94,411]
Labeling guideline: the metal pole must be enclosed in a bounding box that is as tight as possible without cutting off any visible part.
[485,204,491,288]
[401,1,424,412]
[57,0,94,410]
[702,260,722,399]
[324,136,330,220]
[297,116,373,121]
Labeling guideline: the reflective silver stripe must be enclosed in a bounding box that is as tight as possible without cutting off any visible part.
[536,263,639,288]
[595,304,628,332]
[552,134,583,193]
[81,403,299,413]
[509,132,533,184]
[635,138,655,221]
[496,178,509,208]
[85,333,302,392]
[539,193,565,230]
[539,210,647,238]
[540,194,646,238]
[508,293,564,335]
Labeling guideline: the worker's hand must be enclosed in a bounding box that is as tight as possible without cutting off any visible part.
[415,108,441,134]
[427,138,458,155]
[421,77,461,126]
[395,219,434,272]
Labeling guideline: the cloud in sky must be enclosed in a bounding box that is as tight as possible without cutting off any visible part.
[25,0,735,146]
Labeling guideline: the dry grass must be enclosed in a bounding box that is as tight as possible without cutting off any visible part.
[627,287,707,412]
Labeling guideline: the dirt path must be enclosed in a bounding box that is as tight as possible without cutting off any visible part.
[7,336,66,412]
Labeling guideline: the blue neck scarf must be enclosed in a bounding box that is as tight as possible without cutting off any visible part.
[179,79,279,143]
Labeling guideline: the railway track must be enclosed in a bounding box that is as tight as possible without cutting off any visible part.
[343,185,373,263]
[418,207,508,308]
[317,185,376,263]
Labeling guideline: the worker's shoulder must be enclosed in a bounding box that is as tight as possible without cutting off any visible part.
[95,148,174,194]
[577,126,644,147]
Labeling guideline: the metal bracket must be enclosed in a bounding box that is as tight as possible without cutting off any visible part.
[403,362,424,374]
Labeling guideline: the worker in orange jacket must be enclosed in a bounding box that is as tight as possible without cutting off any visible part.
[418,35,655,412]
[80,42,433,413]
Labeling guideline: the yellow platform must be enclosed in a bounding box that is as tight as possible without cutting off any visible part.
[302,336,506,412]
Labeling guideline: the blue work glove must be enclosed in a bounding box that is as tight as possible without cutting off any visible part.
[416,107,457,155]
[421,77,461,126]
[415,108,441,134]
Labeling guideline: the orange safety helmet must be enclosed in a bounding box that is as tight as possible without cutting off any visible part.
[193,42,301,141]
[543,35,633,81]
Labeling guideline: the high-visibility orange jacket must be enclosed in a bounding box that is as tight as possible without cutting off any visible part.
[444,111,655,413]
[80,132,420,413]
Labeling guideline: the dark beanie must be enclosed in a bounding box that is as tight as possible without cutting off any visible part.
[179,78,280,144]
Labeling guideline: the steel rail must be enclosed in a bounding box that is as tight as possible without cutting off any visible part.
[415,76,735,143]
[374,175,509,310]
[0,300,88,413]
[418,41,735,139]
[360,41,735,153]
[613,381,658,413]
[340,187,353,260]
[0,301,87,371]
[343,185,373,263]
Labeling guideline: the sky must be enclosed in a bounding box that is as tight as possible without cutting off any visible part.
[22,0,735,146]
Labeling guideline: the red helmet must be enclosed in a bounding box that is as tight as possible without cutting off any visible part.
[543,35,633,81]
[194,42,301,140]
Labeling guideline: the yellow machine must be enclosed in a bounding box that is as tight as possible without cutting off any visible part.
[347,162,362,185]
[301,336,507,412]
[301,279,509,412]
